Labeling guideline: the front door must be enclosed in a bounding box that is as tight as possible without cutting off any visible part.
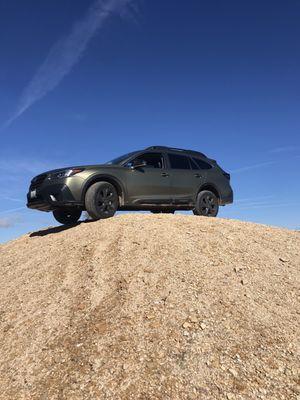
[124,152,171,204]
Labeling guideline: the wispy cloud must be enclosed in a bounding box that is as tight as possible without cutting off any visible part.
[0,214,23,228]
[268,145,299,154]
[0,207,26,216]
[231,161,275,174]
[235,195,274,204]
[0,196,24,203]
[4,0,137,128]
[0,158,56,175]
[237,202,300,211]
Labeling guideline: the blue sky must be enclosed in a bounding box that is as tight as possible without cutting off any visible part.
[0,0,299,242]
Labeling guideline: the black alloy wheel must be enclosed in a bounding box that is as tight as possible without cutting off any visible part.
[193,190,219,217]
[85,181,119,220]
[53,208,82,225]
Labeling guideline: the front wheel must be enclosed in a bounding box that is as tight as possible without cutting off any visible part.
[53,208,82,225]
[193,190,219,217]
[85,181,118,220]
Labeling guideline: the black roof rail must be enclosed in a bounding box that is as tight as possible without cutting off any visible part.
[145,146,207,158]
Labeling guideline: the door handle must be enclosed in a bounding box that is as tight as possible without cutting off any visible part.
[194,173,202,178]
[161,172,169,177]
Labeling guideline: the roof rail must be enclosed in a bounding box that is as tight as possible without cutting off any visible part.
[145,146,207,158]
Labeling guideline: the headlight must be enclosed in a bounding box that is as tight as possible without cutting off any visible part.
[50,168,84,179]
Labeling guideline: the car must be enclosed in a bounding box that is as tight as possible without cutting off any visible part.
[27,146,233,225]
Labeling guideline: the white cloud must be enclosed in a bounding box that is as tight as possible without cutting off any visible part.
[0,207,26,216]
[0,158,56,175]
[0,214,23,228]
[4,0,137,128]
[268,146,299,154]
[231,161,275,174]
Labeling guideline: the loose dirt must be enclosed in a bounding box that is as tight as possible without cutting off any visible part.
[0,214,299,399]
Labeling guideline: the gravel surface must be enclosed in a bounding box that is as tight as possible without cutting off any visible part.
[0,214,299,400]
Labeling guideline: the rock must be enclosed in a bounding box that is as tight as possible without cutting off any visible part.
[227,393,235,400]
[200,322,207,330]
[146,314,155,320]
[229,368,238,378]
[182,322,192,329]
[279,257,289,263]
[189,315,198,323]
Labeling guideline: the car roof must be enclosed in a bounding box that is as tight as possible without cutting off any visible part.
[144,146,207,159]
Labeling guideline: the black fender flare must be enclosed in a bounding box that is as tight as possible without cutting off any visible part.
[81,174,127,206]
[196,183,221,202]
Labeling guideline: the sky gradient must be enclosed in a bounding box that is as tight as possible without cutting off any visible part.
[0,0,299,243]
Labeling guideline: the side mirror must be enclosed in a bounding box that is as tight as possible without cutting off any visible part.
[131,160,147,169]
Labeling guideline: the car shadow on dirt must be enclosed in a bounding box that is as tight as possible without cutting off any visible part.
[29,220,93,237]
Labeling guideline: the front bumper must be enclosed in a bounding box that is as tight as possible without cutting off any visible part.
[27,182,82,211]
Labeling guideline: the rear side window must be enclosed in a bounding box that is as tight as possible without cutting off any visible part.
[168,154,191,170]
[192,157,212,170]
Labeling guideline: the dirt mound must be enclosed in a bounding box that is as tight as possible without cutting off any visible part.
[0,214,299,399]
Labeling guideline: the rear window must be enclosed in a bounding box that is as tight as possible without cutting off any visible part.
[168,154,191,170]
[192,157,212,170]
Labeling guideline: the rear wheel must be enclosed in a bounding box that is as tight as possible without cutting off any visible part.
[193,190,219,217]
[53,208,82,225]
[85,181,118,220]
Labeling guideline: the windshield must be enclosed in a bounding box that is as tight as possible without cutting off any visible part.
[105,152,136,165]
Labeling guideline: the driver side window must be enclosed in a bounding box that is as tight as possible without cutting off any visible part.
[128,152,164,169]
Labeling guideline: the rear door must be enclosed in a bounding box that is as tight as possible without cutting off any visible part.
[167,153,205,204]
[124,152,172,204]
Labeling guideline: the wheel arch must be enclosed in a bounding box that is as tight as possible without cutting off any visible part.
[197,183,220,201]
[81,174,126,206]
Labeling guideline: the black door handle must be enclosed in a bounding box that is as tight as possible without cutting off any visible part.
[161,172,169,177]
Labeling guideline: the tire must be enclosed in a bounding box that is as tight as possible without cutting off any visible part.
[151,209,175,214]
[85,181,118,220]
[53,208,82,225]
[193,190,219,217]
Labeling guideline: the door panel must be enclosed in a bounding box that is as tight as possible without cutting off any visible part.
[169,170,205,203]
[124,152,171,204]
[167,153,205,203]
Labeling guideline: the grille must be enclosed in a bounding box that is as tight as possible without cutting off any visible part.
[30,173,47,189]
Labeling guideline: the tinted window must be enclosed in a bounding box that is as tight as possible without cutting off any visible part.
[192,157,212,170]
[106,152,137,165]
[168,154,191,170]
[129,152,164,169]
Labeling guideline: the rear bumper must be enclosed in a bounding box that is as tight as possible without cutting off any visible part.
[27,183,82,211]
[220,188,233,206]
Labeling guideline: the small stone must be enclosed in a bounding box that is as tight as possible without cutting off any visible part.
[144,268,154,273]
[146,314,155,320]
[183,330,189,336]
[259,388,267,395]
[292,384,300,394]
[227,393,235,400]
[279,257,289,263]
[241,279,245,285]
[189,315,198,323]
[200,322,207,330]
[182,322,192,329]
[229,368,238,378]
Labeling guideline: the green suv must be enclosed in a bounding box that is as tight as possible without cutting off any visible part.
[27,146,233,225]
